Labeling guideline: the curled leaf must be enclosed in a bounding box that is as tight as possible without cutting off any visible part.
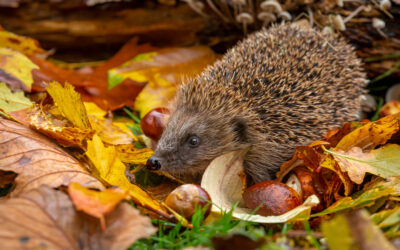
[201,150,319,223]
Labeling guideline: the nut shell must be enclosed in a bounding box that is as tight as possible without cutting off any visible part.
[165,184,211,220]
[243,180,302,216]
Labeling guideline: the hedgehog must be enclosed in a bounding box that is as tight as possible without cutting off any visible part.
[146,23,367,184]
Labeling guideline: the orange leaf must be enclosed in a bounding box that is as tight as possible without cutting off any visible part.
[68,182,128,230]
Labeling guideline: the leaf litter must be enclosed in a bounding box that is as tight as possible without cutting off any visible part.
[0,26,399,249]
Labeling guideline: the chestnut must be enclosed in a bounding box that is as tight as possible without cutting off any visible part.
[140,107,170,141]
[243,180,302,216]
[165,184,211,220]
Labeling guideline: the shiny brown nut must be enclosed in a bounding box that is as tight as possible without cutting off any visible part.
[140,107,170,141]
[243,180,302,216]
[165,184,211,220]
[292,167,317,200]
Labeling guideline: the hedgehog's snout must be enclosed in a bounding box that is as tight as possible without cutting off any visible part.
[146,156,161,170]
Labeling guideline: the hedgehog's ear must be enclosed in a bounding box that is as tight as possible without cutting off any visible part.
[232,117,247,143]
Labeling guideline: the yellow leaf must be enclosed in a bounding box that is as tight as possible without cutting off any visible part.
[0,82,32,112]
[29,104,93,147]
[84,102,107,119]
[0,48,38,92]
[89,115,136,145]
[0,30,46,56]
[325,144,400,184]
[46,81,91,130]
[115,144,153,164]
[335,112,400,151]
[86,135,168,217]
[68,182,128,230]
[109,47,217,117]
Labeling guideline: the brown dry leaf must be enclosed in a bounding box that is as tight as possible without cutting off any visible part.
[335,112,400,151]
[68,182,128,230]
[0,118,103,195]
[0,185,156,250]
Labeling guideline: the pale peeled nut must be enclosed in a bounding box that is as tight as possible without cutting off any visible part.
[165,184,211,220]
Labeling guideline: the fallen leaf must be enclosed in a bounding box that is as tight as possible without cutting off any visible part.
[0,30,46,56]
[379,101,400,118]
[0,186,156,250]
[46,81,91,130]
[201,150,320,223]
[335,112,400,151]
[28,104,94,147]
[110,47,218,117]
[86,134,169,218]
[312,185,395,217]
[0,170,17,188]
[115,144,153,164]
[84,102,107,119]
[89,115,136,145]
[321,210,395,250]
[325,144,400,184]
[0,48,38,92]
[31,39,153,110]
[319,154,353,196]
[0,118,103,195]
[68,182,128,230]
[0,82,32,112]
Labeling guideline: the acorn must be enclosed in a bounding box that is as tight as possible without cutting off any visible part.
[243,180,302,216]
[165,184,211,220]
[140,107,170,141]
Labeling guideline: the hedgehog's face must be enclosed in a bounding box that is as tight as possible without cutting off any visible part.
[147,108,248,178]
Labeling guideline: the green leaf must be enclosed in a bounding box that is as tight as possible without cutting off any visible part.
[0,82,32,112]
[324,144,400,184]
[312,186,395,217]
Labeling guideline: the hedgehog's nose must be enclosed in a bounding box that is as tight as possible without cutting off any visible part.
[146,156,161,170]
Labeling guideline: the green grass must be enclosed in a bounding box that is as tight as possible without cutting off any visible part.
[130,205,272,250]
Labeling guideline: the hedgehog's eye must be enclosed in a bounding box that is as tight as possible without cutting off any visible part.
[187,135,200,148]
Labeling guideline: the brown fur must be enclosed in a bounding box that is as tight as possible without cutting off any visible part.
[153,23,367,183]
